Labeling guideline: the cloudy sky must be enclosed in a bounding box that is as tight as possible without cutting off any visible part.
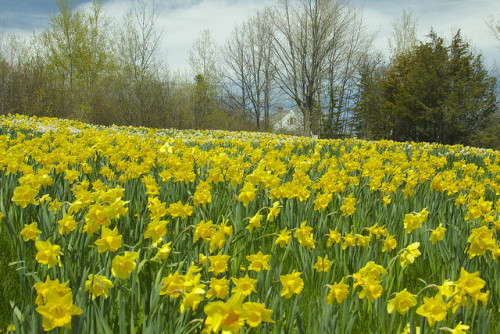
[1,0,499,72]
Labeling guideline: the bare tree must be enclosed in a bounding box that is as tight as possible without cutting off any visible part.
[486,15,500,45]
[189,30,223,128]
[223,23,249,119]
[246,9,277,130]
[189,29,221,84]
[0,32,50,116]
[119,0,162,82]
[485,15,500,124]
[388,9,419,58]
[322,7,375,137]
[223,8,277,130]
[116,0,163,126]
[271,0,360,136]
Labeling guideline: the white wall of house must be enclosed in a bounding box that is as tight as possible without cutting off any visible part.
[272,109,303,133]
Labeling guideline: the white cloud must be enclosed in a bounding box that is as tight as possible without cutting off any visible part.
[98,0,270,73]
[354,0,500,66]
[3,0,499,71]
[158,0,269,72]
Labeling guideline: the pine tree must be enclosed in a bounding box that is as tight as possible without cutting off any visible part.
[352,58,385,139]
[355,29,497,147]
[443,30,497,144]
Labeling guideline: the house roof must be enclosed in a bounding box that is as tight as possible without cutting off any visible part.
[269,109,302,124]
[269,110,287,124]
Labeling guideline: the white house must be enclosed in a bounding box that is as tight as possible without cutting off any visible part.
[270,107,303,134]
[270,107,318,137]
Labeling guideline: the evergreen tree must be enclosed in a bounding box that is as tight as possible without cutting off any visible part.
[356,29,497,147]
[443,30,497,145]
[193,74,212,129]
[352,57,385,139]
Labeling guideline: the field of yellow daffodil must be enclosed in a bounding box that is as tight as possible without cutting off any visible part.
[1,114,499,333]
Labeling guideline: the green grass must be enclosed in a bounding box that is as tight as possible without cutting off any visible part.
[0,225,23,329]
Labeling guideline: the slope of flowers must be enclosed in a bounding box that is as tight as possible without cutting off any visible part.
[1,114,499,333]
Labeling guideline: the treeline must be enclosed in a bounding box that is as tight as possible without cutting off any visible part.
[0,0,252,131]
[0,0,499,149]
